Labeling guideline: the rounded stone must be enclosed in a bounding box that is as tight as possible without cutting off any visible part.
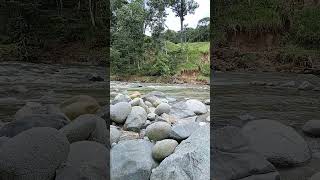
[60,95,100,120]
[146,122,171,141]
[152,139,178,161]
[154,103,170,116]
[186,99,207,114]
[0,127,70,179]
[110,102,132,124]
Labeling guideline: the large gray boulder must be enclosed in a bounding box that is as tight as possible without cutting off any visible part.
[150,125,210,180]
[55,141,108,180]
[212,126,280,180]
[59,114,98,143]
[242,120,311,167]
[0,114,70,137]
[0,127,70,180]
[111,139,157,180]
[185,99,207,114]
[124,106,147,132]
[169,121,200,140]
[110,102,132,124]
[146,122,171,141]
[169,101,196,119]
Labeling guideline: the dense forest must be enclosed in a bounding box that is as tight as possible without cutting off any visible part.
[212,0,320,73]
[110,0,210,82]
[0,0,110,64]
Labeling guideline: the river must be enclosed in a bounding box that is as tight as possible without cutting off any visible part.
[1,61,320,179]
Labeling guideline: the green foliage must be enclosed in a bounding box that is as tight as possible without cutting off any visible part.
[152,52,171,76]
[291,7,320,48]
[214,0,284,33]
[111,0,146,75]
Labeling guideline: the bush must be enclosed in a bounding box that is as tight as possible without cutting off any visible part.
[291,7,320,48]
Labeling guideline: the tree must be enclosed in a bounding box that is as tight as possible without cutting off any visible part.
[112,0,146,74]
[169,0,199,43]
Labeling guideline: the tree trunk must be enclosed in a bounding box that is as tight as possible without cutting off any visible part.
[78,0,81,12]
[180,17,183,44]
[89,0,96,27]
[59,0,63,15]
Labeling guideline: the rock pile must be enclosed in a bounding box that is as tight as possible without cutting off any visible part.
[0,90,210,180]
[110,91,210,180]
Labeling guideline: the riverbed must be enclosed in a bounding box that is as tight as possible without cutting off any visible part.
[213,71,320,180]
[1,61,320,179]
[0,61,209,122]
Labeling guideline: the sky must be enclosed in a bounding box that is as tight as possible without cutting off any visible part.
[145,0,210,36]
[165,0,210,31]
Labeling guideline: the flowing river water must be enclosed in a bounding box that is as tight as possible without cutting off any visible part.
[1,62,320,179]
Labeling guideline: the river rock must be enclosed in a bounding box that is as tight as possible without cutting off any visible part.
[110,102,132,124]
[0,114,70,137]
[186,99,207,114]
[129,91,141,99]
[310,172,320,180]
[242,119,311,167]
[146,122,171,141]
[112,94,131,105]
[87,73,104,81]
[89,116,107,145]
[110,125,122,144]
[129,98,141,106]
[95,105,109,121]
[60,95,100,120]
[204,99,210,105]
[169,101,196,119]
[154,103,170,115]
[119,131,140,141]
[145,101,153,107]
[59,114,98,143]
[124,106,147,132]
[298,81,315,90]
[55,141,108,180]
[142,95,162,107]
[170,121,201,140]
[213,126,280,180]
[111,139,157,180]
[150,125,209,180]
[0,127,70,180]
[156,113,177,124]
[138,99,151,114]
[302,120,320,136]
[152,139,178,161]
[15,102,65,120]
[147,113,156,121]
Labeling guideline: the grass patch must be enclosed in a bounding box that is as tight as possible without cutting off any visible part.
[166,41,209,73]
